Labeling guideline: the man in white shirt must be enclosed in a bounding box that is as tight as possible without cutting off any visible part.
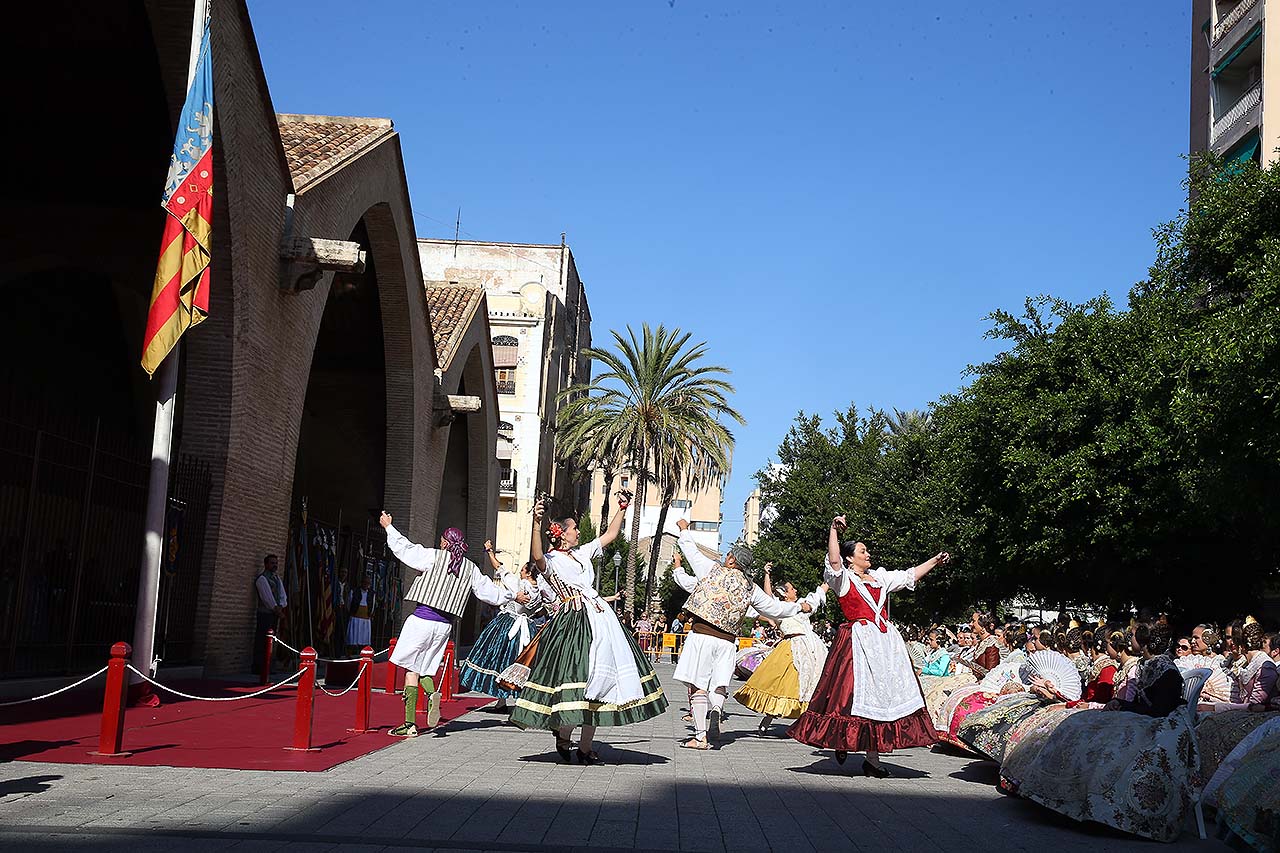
[672,520,809,749]
[253,555,286,675]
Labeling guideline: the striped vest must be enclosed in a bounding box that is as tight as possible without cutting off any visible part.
[403,550,475,618]
[685,563,754,635]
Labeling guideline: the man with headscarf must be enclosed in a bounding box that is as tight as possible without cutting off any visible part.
[380,511,530,737]
[672,518,810,749]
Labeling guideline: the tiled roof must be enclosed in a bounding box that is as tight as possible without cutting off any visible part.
[276,114,396,191]
[425,285,485,370]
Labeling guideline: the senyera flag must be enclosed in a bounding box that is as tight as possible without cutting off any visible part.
[141,18,214,376]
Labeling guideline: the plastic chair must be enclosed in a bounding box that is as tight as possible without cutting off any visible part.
[1181,667,1210,840]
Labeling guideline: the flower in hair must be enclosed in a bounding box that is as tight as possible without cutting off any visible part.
[548,522,564,539]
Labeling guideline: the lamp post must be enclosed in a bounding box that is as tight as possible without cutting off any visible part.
[613,551,622,606]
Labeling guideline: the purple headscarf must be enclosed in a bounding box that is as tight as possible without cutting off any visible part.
[442,527,468,577]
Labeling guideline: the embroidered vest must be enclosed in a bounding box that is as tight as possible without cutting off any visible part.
[403,550,475,618]
[685,563,754,635]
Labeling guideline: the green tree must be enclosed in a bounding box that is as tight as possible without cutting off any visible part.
[556,324,743,617]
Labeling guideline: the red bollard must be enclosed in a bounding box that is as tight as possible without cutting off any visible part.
[439,641,456,703]
[93,641,131,757]
[260,629,275,686]
[384,637,398,694]
[351,646,373,733]
[287,647,318,751]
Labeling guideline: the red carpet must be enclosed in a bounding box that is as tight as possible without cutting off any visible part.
[1,669,494,772]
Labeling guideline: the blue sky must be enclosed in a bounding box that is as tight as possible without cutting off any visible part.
[249,1,1194,545]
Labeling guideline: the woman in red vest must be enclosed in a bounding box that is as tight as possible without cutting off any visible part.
[789,515,949,776]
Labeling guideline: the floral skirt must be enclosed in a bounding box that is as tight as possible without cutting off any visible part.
[1194,710,1279,788]
[924,671,976,732]
[509,607,667,731]
[998,709,1198,842]
[1217,728,1280,850]
[459,612,525,699]
[955,695,1047,763]
[1203,712,1280,809]
[787,621,936,753]
[997,705,1088,793]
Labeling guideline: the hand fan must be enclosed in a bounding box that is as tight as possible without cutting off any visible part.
[1028,650,1083,701]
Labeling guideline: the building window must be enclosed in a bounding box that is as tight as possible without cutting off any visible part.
[670,499,691,509]
[620,476,629,488]
[496,369,515,395]
[492,335,519,369]
[689,521,720,532]
[497,420,514,438]
[499,461,515,494]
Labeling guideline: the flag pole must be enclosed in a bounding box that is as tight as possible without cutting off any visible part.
[131,0,211,692]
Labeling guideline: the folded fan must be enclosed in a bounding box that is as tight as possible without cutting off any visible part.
[1027,650,1083,701]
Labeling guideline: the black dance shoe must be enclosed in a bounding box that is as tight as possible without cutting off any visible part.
[833,750,847,764]
[862,759,891,778]
[554,734,573,764]
[575,749,602,766]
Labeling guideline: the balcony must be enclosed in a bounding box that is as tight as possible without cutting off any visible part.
[1213,0,1260,45]
[499,476,516,496]
[1212,81,1262,148]
[497,380,516,395]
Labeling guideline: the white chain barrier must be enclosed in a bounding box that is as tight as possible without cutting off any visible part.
[316,661,369,698]
[125,664,305,702]
[270,637,391,664]
[0,666,110,707]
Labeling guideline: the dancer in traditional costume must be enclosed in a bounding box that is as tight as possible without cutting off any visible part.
[459,541,551,707]
[733,566,829,735]
[381,513,529,737]
[787,515,949,776]
[671,522,809,749]
[509,494,668,764]
[344,572,374,654]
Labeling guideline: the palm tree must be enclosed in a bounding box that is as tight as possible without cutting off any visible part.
[888,407,932,436]
[556,324,743,617]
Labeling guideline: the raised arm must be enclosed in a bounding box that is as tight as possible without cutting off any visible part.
[908,551,951,583]
[675,520,717,579]
[762,562,773,597]
[596,491,630,548]
[749,585,804,620]
[670,548,698,593]
[530,500,547,573]
[380,512,437,572]
[483,539,502,573]
[468,562,524,607]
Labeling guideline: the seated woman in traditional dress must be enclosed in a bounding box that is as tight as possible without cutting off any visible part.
[734,568,829,734]
[1193,619,1280,789]
[788,515,949,776]
[993,634,1121,782]
[956,649,1082,765]
[926,613,1002,733]
[1215,725,1280,851]
[999,621,1195,843]
[937,622,1029,742]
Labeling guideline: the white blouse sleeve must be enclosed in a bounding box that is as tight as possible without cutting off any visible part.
[468,562,515,607]
[871,567,916,594]
[384,525,438,572]
[672,562,698,593]
[825,563,850,597]
[801,586,827,610]
[677,531,718,579]
[749,585,802,620]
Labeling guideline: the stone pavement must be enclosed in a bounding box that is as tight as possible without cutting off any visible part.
[0,662,1227,853]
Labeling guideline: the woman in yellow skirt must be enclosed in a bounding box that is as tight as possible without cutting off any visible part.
[734,566,829,735]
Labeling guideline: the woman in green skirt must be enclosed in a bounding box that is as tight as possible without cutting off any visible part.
[509,493,668,764]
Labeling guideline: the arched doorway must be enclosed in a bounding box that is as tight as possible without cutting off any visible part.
[290,219,390,655]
